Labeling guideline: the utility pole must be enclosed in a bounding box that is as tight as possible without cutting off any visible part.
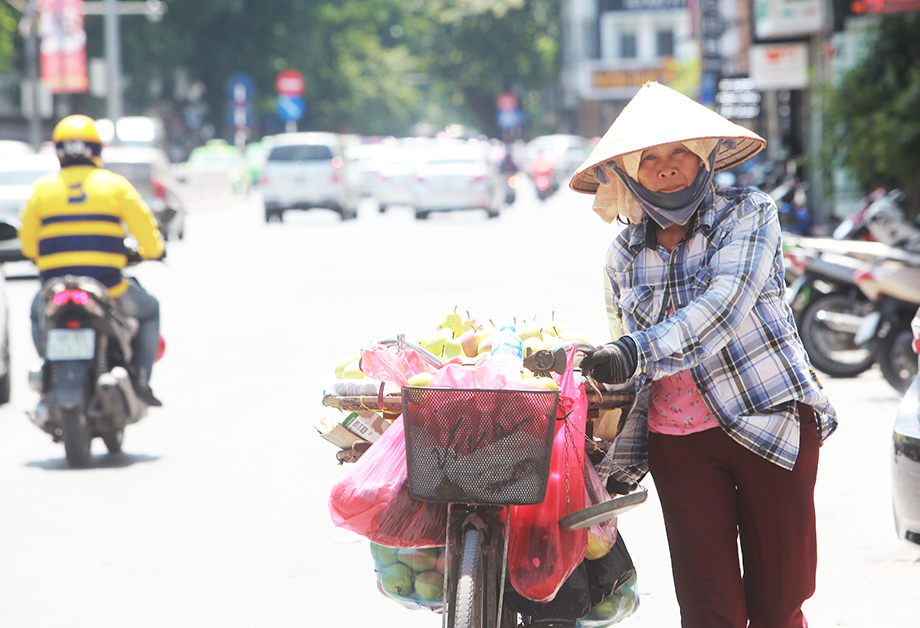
[102,0,122,125]
[19,0,42,149]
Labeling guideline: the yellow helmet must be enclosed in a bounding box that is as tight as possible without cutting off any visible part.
[52,115,102,144]
[52,115,102,166]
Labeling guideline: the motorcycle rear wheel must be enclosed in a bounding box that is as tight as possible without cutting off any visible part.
[102,429,124,454]
[62,407,93,467]
[878,324,918,394]
[799,292,876,378]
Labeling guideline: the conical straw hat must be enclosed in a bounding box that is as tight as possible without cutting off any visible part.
[569,82,765,195]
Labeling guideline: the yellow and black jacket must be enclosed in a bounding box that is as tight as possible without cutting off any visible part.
[20,164,164,298]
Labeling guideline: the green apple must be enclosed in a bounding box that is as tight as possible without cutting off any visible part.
[372,543,399,567]
[380,563,414,596]
[342,359,364,379]
[443,337,464,359]
[592,596,619,619]
[407,372,434,387]
[437,307,464,337]
[397,547,438,572]
[435,550,446,574]
[413,569,444,601]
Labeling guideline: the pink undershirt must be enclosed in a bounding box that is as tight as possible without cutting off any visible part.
[647,242,719,436]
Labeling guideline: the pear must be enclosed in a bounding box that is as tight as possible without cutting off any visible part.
[437,307,464,337]
[334,354,360,379]
[407,372,434,387]
[559,329,590,343]
[421,327,453,355]
[342,359,364,379]
[477,333,496,355]
[462,311,480,333]
[458,328,482,358]
[443,337,464,359]
[522,336,544,357]
[413,570,444,601]
[518,320,543,341]
[531,376,560,391]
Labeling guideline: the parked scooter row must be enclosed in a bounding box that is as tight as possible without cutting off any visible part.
[784,234,920,393]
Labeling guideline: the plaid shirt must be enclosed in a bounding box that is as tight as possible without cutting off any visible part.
[597,186,838,485]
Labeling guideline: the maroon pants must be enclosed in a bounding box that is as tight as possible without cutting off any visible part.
[647,404,819,628]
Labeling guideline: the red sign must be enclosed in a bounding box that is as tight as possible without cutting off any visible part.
[496,92,518,111]
[38,0,88,94]
[853,0,920,13]
[275,69,305,96]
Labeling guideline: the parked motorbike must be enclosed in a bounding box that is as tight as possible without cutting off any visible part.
[27,249,164,467]
[784,237,879,377]
[834,188,920,251]
[851,248,920,393]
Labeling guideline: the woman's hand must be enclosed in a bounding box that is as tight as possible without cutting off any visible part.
[581,336,638,384]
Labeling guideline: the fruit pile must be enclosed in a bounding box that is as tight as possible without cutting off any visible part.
[576,573,640,627]
[371,543,445,612]
[332,308,591,383]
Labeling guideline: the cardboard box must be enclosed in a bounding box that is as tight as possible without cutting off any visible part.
[341,411,389,443]
[314,415,366,450]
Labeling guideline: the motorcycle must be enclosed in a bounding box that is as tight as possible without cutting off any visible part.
[784,236,879,378]
[27,250,164,467]
[528,152,558,201]
[834,188,920,251]
[851,248,920,393]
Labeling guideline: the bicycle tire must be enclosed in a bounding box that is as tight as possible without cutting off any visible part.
[454,528,483,628]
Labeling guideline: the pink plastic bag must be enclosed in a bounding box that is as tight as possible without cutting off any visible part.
[584,459,618,560]
[328,416,448,548]
[507,347,589,603]
[360,344,461,386]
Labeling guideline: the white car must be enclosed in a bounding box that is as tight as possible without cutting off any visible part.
[411,144,503,220]
[260,132,358,222]
[0,153,60,262]
[374,146,421,213]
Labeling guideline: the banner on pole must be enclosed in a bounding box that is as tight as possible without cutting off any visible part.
[39,0,89,93]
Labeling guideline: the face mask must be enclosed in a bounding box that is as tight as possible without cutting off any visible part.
[609,146,719,229]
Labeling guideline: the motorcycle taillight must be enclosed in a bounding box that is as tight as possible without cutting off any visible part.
[52,289,90,306]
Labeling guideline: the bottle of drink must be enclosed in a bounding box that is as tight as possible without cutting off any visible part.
[490,325,524,379]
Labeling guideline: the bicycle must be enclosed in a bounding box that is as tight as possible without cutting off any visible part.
[326,341,642,628]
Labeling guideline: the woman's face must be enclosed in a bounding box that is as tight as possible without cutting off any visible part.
[636,141,702,193]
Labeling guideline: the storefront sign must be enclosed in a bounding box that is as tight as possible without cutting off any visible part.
[753,0,824,39]
[749,43,809,90]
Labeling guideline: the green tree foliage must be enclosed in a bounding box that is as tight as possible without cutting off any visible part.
[0,5,17,74]
[824,15,920,216]
[104,0,560,140]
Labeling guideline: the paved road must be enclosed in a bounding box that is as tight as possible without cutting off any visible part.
[0,186,916,627]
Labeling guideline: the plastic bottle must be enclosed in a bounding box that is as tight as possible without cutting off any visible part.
[490,325,524,379]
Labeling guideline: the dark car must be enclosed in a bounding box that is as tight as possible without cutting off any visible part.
[102,146,187,241]
[892,306,920,545]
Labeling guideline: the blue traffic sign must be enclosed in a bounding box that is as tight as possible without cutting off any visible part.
[497,109,523,130]
[276,95,306,122]
[226,72,255,101]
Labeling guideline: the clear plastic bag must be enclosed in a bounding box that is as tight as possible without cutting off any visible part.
[371,543,445,613]
[584,461,619,560]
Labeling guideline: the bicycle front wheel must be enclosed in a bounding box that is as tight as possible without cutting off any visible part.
[453,528,483,628]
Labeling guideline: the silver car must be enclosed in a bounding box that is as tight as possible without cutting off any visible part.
[260,132,358,222]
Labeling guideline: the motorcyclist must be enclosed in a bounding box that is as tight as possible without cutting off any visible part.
[19,114,165,407]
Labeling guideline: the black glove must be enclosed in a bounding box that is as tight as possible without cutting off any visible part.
[580,336,638,384]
